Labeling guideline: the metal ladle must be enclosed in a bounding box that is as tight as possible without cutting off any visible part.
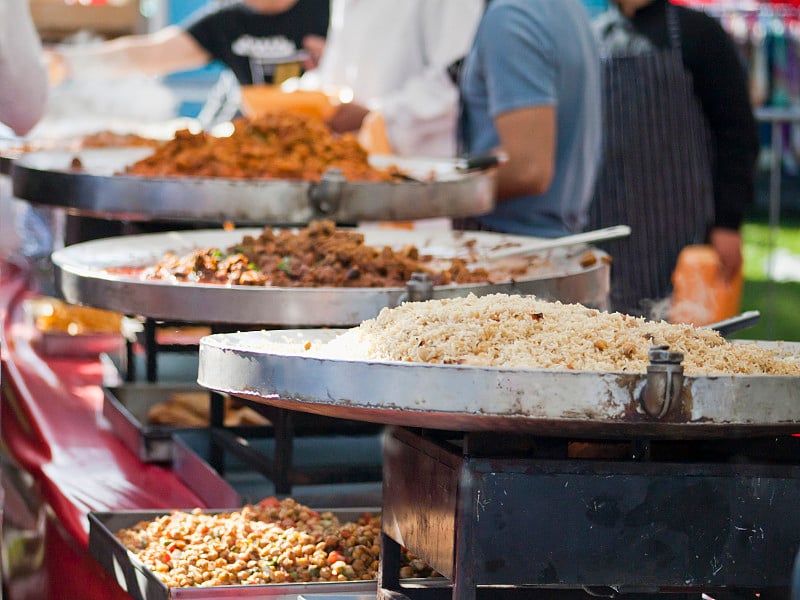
[700,310,761,337]
[473,224,632,263]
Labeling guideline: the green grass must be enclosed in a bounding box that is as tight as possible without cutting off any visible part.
[732,216,800,341]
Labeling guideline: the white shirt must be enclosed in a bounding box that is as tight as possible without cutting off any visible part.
[0,0,48,136]
[313,0,483,157]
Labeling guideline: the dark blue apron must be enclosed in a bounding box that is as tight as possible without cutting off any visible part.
[589,5,715,317]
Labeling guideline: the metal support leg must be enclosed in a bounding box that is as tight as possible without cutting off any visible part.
[124,336,136,382]
[144,318,158,383]
[766,120,782,339]
[270,408,294,495]
[208,391,226,475]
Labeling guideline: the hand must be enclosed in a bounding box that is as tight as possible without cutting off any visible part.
[326,102,370,134]
[302,35,325,70]
[709,227,743,282]
[44,49,69,86]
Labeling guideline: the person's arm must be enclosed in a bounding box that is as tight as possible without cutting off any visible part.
[494,106,556,199]
[54,26,211,80]
[681,9,760,280]
[0,0,48,135]
[477,3,560,201]
[708,227,743,282]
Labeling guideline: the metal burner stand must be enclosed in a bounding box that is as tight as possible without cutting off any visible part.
[378,427,800,600]
[195,327,800,598]
[127,318,383,496]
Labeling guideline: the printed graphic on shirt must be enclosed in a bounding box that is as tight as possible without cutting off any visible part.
[232,35,305,83]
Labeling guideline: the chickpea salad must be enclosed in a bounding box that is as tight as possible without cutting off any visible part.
[115,497,434,588]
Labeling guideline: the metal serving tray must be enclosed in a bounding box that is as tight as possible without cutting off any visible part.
[22,297,126,358]
[11,148,495,224]
[88,508,380,600]
[51,227,610,326]
[171,429,383,509]
[197,330,800,439]
[102,383,211,463]
[36,330,124,358]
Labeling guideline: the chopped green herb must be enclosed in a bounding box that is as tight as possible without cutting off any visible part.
[277,257,292,272]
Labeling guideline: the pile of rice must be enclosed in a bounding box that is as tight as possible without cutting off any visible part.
[312,294,800,376]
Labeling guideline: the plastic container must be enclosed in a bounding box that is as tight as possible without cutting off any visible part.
[239,85,336,120]
[669,244,743,326]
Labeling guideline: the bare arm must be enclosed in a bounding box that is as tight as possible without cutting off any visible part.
[56,26,212,80]
[0,0,48,135]
[709,227,743,282]
[493,105,556,200]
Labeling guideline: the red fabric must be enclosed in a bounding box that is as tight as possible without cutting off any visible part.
[674,0,800,6]
[1,260,206,598]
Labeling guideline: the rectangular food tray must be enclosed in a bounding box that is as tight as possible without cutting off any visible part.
[102,383,209,463]
[23,297,126,358]
[37,330,125,357]
[88,509,381,600]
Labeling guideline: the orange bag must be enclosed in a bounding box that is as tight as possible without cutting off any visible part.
[239,85,336,121]
[669,244,743,326]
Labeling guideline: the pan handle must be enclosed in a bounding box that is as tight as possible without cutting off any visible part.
[308,167,346,215]
[455,151,509,173]
[700,310,761,337]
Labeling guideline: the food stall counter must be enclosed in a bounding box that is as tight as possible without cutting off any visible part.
[0,259,206,599]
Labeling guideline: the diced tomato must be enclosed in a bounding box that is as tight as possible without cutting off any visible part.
[326,550,346,565]
[258,497,281,508]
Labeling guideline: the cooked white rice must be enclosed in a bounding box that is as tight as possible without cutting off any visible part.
[309,294,800,376]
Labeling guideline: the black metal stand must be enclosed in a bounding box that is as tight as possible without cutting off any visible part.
[123,318,383,495]
[379,428,800,600]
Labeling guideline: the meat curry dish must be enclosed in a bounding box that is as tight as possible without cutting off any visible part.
[143,221,490,288]
[124,111,400,182]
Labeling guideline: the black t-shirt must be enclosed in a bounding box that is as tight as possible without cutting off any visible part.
[628,0,760,230]
[184,0,329,85]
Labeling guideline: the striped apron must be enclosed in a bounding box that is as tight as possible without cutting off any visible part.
[588,5,715,317]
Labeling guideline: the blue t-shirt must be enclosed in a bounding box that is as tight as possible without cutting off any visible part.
[460,0,602,237]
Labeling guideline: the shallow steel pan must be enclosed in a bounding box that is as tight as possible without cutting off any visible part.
[197,329,800,439]
[11,148,495,224]
[51,227,609,326]
[0,140,23,175]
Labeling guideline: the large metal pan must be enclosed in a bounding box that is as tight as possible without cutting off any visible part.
[0,152,15,175]
[0,138,26,175]
[197,329,800,439]
[11,148,495,224]
[52,227,610,326]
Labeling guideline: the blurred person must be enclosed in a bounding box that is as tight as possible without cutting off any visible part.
[0,0,51,268]
[45,0,330,245]
[0,0,48,135]
[307,0,484,157]
[588,0,759,317]
[50,0,330,86]
[457,0,603,237]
